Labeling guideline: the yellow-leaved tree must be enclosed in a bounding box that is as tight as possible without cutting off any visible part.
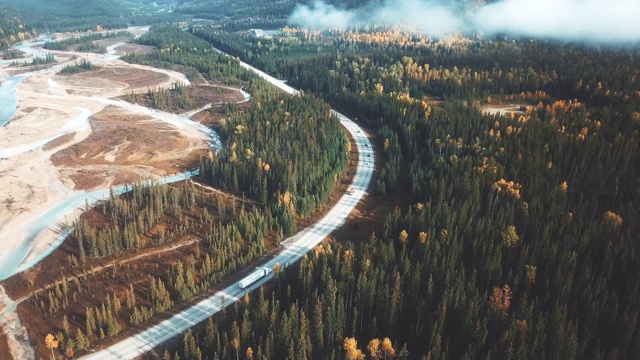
[45,333,59,360]
[489,285,512,318]
[381,337,396,359]
[344,337,365,360]
[399,230,409,245]
[367,338,381,360]
[502,225,520,248]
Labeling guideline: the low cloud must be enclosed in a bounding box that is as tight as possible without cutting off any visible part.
[289,0,640,44]
[472,0,640,43]
[289,0,355,29]
[369,0,464,36]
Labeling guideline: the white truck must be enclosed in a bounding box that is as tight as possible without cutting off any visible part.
[238,267,272,289]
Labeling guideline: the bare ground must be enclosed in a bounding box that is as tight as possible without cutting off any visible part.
[1,120,374,359]
[0,28,211,358]
[0,27,396,360]
[77,65,169,89]
[0,327,13,360]
[50,106,202,190]
[120,83,246,115]
[4,182,267,359]
[146,124,402,359]
[481,104,527,117]
[112,43,156,56]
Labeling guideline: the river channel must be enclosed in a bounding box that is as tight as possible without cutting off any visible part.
[0,29,226,280]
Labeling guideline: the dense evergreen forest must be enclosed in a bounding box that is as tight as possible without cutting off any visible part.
[172,0,295,24]
[0,0,297,50]
[43,31,132,52]
[124,26,349,222]
[146,26,640,359]
[123,24,251,83]
[17,24,350,359]
[0,0,127,41]
[0,0,183,50]
[199,93,349,218]
[36,181,275,356]
[3,1,639,357]
[0,5,37,49]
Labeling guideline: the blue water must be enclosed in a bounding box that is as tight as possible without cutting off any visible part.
[0,34,227,280]
[0,171,200,280]
[0,76,21,126]
[14,40,48,59]
[0,40,58,128]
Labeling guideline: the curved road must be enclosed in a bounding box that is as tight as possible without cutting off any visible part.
[82,57,374,359]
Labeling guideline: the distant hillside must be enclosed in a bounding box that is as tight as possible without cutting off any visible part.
[0,0,497,47]
[168,0,489,29]
[0,6,36,49]
[0,0,186,49]
[172,0,296,20]
[0,0,129,32]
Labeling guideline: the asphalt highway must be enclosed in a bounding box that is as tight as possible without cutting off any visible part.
[82,54,374,360]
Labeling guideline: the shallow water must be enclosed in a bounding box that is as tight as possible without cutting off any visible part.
[0,33,225,280]
[0,107,92,159]
[0,171,199,280]
[0,76,21,127]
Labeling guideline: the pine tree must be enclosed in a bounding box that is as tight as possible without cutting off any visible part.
[64,338,74,359]
[62,314,70,336]
[75,328,88,351]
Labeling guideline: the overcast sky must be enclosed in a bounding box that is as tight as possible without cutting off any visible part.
[289,0,640,44]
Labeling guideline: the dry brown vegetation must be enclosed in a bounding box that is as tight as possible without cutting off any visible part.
[2,120,372,359]
[3,180,266,358]
[75,65,169,89]
[50,106,199,190]
[112,43,156,56]
[0,328,13,360]
[120,84,246,114]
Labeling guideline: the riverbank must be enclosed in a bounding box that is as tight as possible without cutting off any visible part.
[0,30,237,281]
[0,26,258,358]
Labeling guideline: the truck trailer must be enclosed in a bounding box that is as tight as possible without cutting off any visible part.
[238,267,272,289]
